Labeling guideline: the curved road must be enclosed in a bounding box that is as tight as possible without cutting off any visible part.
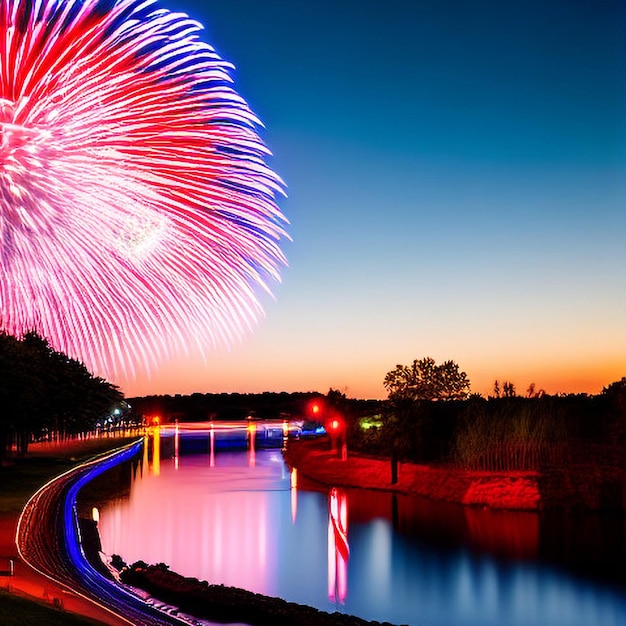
[15,440,198,626]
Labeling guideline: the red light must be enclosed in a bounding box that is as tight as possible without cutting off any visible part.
[310,402,321,415]
[330,419,339,431]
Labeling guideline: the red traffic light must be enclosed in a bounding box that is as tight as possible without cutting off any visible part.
[329,419,340,432]
[308,399,324,417]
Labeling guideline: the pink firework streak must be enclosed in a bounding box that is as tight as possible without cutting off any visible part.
[0,0,287,380]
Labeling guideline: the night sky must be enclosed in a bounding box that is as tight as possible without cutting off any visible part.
[122,0,625,399]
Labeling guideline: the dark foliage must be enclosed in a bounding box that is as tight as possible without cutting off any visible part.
[0,331,123,461]
[384,357,470,402]
[127,389,384,426]
[120,561,400,626]
[347,382,626,470]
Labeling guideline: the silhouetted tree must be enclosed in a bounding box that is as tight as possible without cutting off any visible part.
[493,380,501,398]
[526,383,546,399]
[384,357,470,402]
[493,379,516,398]
[502,381,516,398]
[381,358,470,463]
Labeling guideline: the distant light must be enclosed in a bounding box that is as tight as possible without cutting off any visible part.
[92,507,99,523]
[360,415,382,430]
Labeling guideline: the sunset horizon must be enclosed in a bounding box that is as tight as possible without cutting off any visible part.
[114,0,624,402]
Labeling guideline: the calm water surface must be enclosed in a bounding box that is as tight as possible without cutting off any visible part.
[95,439,626,626]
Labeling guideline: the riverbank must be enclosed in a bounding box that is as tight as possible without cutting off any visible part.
[0,436,141,626]
[118,560,402,626]
[283,437,626,511]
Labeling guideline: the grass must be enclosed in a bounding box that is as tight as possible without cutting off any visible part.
[0,589,104,626]
[0,435,143,626]
[0,436,142,513]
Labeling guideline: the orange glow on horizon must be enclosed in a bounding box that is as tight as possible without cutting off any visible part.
[114,342,624,402]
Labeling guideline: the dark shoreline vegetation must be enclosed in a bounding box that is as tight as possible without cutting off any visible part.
[115,559,403,626]
[128,378,626,510]
[2,331,624,500]
[0,331,130,463]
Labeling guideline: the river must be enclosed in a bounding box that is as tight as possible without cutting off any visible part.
[89,430,626,626]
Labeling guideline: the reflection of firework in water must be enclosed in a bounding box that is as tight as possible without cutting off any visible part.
[0,0,287,378]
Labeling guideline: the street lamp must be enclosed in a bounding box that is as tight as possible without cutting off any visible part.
[327,417,347,460]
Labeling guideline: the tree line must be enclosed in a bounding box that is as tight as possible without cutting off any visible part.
[3,335,622,476]
[0,331,123,462]
[127,390,382,425]
[346,357,626,472]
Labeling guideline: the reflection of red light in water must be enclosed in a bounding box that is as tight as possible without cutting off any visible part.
[464,507,539,560]
[328,487,349,604]
[174,423,180,470]
[344,488,541,561]
[142,435,149,472]
[290,469,298,524]
[152,427,160,476]
[248,423,257,467]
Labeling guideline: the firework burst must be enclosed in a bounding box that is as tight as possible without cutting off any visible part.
[0,0,287,379]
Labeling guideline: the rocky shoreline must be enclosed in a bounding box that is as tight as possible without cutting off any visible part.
[116,560,403,626]
[77,520,404,626]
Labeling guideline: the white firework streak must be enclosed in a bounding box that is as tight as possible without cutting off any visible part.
[0,0,288,379]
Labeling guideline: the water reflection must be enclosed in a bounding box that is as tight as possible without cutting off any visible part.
[247,422,256,467]
[174,422,179,470]
[151,426,160,476]
[290,467,298,524]
[94,447,626,626]
[463,507,538,560]
[328,487,349,604]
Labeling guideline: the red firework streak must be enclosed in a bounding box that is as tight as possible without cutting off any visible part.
[0,0,287,380]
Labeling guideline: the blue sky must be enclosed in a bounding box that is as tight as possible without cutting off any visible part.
[126,0,626,399]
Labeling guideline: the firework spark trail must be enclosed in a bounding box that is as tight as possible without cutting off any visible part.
[0,0,288,379]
